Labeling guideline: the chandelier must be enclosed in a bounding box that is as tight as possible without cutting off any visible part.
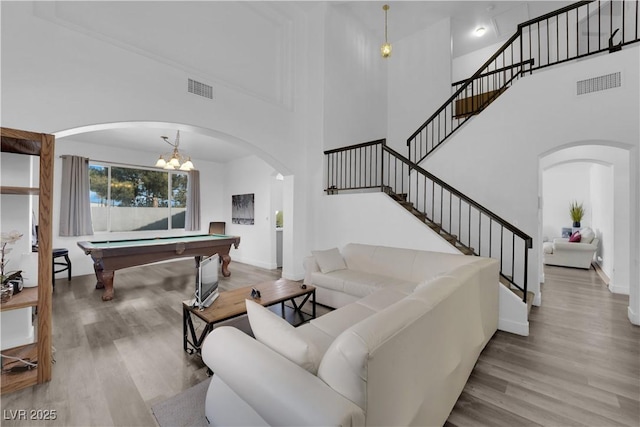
[381,4,392,58]
[154,131,195,171]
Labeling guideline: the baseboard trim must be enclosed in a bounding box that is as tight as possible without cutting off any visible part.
[628,306,640,326]
[608,281,630,295]
[498,318,529,336]
[592,262,610,285]
[281,271,305,281]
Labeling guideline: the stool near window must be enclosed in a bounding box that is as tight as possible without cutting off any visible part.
[52,248,71,287]
[33,227,72,287]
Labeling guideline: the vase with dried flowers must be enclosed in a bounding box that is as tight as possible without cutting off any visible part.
[1,230,23,302]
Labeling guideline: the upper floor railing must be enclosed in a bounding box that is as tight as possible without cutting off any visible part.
[408,0,640,164]
[325,140,533,302]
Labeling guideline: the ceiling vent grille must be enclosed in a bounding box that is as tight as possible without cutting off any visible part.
[577,72,621,95]
[188,78,213,99]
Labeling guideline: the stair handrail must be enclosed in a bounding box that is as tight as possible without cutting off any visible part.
[381,142,533,246]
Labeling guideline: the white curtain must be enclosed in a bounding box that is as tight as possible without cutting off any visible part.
[59,155,93,236]
[185,169,201,231]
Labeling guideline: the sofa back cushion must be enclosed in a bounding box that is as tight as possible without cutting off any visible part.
[341,243,479,283]
[312,247,348,273]
[246,299,322,374]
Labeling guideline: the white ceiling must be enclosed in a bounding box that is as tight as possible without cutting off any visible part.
[68,127,251,165]
[335,1,573,58]
[58,1,572,164]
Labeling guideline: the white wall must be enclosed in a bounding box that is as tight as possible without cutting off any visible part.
[0,2,300,171]
[452,40,506,84]
[0,2,327,282]
[591,163,614,278]
[322,4,387,150]
[542,162,592,240]
[387,18,452,152]
[424,45,639,311]
[222,156,278,270]
[315,192,459,255]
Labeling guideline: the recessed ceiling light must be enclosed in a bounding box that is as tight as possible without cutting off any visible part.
[475,26,486,37]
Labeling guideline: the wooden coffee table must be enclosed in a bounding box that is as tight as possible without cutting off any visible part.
[183,278,316,354]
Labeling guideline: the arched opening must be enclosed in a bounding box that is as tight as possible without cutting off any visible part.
[51,121,297,278]
[538,142,636,323]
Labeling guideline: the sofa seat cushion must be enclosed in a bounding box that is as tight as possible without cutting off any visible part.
[310,302,377,339]
[311,269,417,298]
[354,288,414,312]
[296,323,336,360]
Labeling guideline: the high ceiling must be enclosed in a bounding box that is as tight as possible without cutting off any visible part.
[58,1,572,164]
[335,1,573,58]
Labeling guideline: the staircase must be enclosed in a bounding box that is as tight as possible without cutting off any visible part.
[385,189,475,256]
[408,0,640,164]
[323,1,640,309]
[324,140,533,303]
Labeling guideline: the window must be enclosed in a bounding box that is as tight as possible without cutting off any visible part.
[89,163,188,232]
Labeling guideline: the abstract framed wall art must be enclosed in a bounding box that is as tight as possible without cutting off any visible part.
[232,193,255,225]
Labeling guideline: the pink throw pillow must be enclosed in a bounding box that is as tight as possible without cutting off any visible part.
[569,231,582,243]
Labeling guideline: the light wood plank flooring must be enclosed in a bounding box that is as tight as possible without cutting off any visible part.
[447,265,639,427]
[1,262,638,426]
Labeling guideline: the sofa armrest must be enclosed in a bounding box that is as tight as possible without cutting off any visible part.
[553,241,597,252]
[303,255,320,286]
[202,327,365,426]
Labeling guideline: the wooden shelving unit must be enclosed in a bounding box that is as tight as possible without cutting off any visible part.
[1,127,54,394]
[1,186,40,195]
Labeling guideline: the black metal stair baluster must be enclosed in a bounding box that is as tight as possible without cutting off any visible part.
[489,218,493,258]
[511,233,516,295]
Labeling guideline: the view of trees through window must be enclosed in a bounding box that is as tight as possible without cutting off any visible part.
[89,163,188,232]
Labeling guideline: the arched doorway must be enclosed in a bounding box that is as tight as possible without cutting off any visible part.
[538,142,637,324]
[52,121,298,278]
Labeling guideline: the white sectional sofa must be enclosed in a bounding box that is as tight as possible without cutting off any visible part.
[201,244,499,426]
[304,243,490,308]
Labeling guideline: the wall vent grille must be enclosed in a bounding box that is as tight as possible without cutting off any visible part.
[188,78,213,99]
[577,72,621,95]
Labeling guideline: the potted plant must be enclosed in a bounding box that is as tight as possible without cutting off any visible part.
[569,201,585,228]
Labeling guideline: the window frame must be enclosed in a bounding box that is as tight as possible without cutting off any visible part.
[88,161,188,233]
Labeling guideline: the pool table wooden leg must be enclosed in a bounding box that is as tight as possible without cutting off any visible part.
[220,254,232,277]
[93,261,115,301]
[100,272,115,301]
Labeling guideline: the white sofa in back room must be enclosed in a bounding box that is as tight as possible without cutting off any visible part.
[201,243,500,426]
[543,227,599,269]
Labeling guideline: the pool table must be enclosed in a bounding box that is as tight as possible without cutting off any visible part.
[77,234,240,301]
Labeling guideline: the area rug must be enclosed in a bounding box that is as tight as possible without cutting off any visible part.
[152,377,211,427]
